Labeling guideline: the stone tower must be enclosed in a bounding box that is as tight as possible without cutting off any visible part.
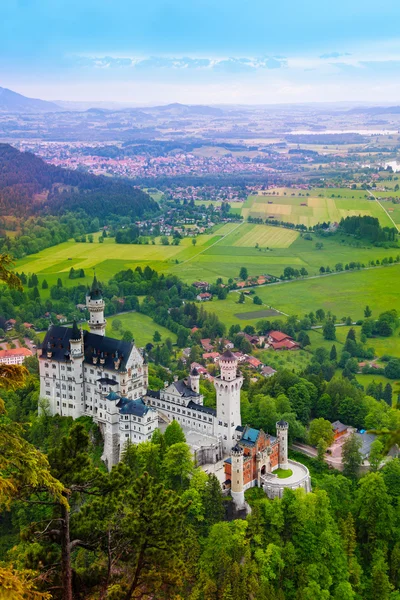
[230,444,245,509]
[86,275,106,336]
[276,419,289,469]
[189,366,200,395]
[214,349,243,454]
[69,320,85,419]
[103,391,121,469]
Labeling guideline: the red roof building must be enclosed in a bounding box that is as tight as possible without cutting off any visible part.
[0,347,33,365]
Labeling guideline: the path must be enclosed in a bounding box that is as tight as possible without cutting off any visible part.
[178,221,245,266]
[367,189,400,233]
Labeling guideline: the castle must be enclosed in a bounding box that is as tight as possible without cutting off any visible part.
[39,277,311,506]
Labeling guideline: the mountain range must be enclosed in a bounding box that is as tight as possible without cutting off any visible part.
[0,86,61,113]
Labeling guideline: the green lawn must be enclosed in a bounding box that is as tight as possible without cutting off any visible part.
[273,468,293,479]
[106,312,176,347]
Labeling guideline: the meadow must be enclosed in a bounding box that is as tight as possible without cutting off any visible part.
[243,187,395,228]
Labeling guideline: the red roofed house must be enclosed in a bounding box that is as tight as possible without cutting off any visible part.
[267,331,291,343]
[200,338,214,352]
[0,347,33,365]
[190,362,208,376]
[245,356,263,369]
[202,352,220,363]
[270,339,300,351]
[23,323,34,330]
[197,292,212,302]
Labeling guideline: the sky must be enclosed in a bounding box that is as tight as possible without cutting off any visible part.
[2,0,400,105]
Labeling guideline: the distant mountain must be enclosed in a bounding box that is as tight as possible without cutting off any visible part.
[347,105,400,115]
[0,144,158,219]
[143,103,224,117]
[0,86,61,113]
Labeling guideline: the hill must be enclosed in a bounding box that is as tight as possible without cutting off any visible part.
[0,86,60,112]
[0,143,158,219]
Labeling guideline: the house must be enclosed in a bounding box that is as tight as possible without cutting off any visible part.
[233,351,247,362]
[202,352,220,363]
[270,339,300,351]
[192,281,210,291]
[332,420,349,440]
[6,319,16,330]
[197,292,212,302]
[0,347,33,365]
[23,323,34,330]
[245,356,263,370]
[216,338,234,350]
[190,362,208,376]
[56,314,67,324]
[261,366,277,377]
[267,331,291,344]
[76,304,86,312]
[191,326,200,334]
[239,332,260,346]
[200,338,214,352]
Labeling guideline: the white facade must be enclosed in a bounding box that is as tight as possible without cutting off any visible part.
[39,278,156,469]
[214,350,243,454]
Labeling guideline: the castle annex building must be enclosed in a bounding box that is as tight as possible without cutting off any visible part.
[39,277,158,468]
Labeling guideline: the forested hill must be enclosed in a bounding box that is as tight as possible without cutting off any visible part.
[0,143,158,219]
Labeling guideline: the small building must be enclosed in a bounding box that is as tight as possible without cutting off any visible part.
[332,420,349,440]
[203,352,220,363]
[0,347,33,365]
[261,366,277,378]
[244,356,263,370]
[56,314,67,324]
[200,338,214,352]
[192,281,210,291]
[197,292,212,302]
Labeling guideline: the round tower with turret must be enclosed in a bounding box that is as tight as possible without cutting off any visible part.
[189,366,200,394]
[69,320,85,419]
[230,444,245,509]
[276,419,289,469]
[86,275,106,336]
[214,349,243,454]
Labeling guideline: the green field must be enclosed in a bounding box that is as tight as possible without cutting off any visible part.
[243,188,394,228]
[106,312,177,347]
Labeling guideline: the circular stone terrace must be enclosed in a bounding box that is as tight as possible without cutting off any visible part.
[260,459,311,499]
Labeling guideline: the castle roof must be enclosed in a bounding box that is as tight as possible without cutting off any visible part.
[187,400,216,416]
[106,391,121,401]
[71,320,80,341]
[240,426,260,446]
[220,349,237,362]
[118,397,152,417]
[172,379,201,398]
[40,325,135,372]
[89,275,102,301]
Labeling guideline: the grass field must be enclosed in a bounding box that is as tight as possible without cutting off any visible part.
[106,312,177,346]
[243,188,394,228]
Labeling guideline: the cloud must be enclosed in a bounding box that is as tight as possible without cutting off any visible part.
[320,52,351,59]
[75,55,287,71]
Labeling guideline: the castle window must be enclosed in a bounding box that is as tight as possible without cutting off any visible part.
[52,364,56,369]
[46,391,50,396]
[45,363,49,368]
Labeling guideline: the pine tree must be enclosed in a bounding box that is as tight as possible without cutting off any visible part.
[364,305,372,317]
[41,279,48,289]
[330,344,337,361]
[164,419,185,447]
[382,383,392,406]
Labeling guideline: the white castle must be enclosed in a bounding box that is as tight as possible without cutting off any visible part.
[39,277,311,505]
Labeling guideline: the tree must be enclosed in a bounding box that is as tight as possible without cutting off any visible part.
[57,277,63,288]
[238,292,245,304]
[153,330,161,343]
[330,344,337,361]
[253,295,262,305]
[88,234,94,243]
[382,383,393,406]
[317,438,328,463]
[315,242,324,250]
[164,420,185,447]
[369,439,384,472]
[112,318,122,331]
[122,330,133,342]
[316,308,325,321]
[239,266,248,280]
[323,320,336,341]
[41,279,48,289]
[192,238,197,246]
[364,305,372,317]
[163,442,193,491]
[342,434,363,479]
[308,417,334,447]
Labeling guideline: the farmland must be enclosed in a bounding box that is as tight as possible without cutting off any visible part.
[243,187,395,228]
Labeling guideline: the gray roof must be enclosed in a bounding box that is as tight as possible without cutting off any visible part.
[187,400,216,416]
[40,325,134,372]
[173,379,200,398]
[118,398,151,417]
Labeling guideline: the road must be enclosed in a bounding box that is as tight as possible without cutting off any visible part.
[367,189,400,233]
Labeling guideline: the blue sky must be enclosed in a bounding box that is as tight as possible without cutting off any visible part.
[2,0,400,104]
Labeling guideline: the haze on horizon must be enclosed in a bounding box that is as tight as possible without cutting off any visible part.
[2,0,400,105]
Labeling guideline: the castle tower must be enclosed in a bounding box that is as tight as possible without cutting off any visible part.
[189,366,200,394]
[86,275,106,336]
[69,320,85,419]
[230,444,245,509]
[276,420,289,469]
[103,391,121,470]
[214,349,243,454]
